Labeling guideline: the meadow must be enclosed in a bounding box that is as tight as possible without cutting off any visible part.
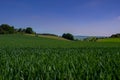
[0,34,120,80]
[97,38,120,42]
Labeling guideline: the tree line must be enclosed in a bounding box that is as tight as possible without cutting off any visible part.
[0,24,34,34]
[0,24,74,40]
[2,24,119,41]
[110,33,120,38]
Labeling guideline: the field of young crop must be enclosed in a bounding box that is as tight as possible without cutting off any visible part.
[97,38,120,42]
[0,34,120,80]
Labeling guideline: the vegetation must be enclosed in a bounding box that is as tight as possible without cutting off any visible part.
[62,33,74,40]
[0,24,34,34]
[25,27,34,34]
[110,33,120,38]
[0,47,120,80]
[0,23,120,79]
[0,24,15,34]
[97,38,120,42]
[84,37,98,42]
[38,35,69,41]
[0,34,120,48]
[38,33,58,37]
[17,27,34,34]
[0,34,120,80]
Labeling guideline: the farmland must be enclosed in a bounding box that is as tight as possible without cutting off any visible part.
[97,38,120,42]
[0,34,120,80]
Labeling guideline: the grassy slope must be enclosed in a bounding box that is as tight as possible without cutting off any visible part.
[0,34,120,79]
[97,38,120,42]
[0,34,69,48]
[0,34,120,48]
[25,34,69,41]
[38,35,70,41]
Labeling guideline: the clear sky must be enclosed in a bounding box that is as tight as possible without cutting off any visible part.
[0,0,120,36]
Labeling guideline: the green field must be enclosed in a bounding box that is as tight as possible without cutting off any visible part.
[0,34,120,80]
[97,38,120,42]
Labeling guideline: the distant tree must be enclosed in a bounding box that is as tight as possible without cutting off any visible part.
[17,28,26,33]
[18,28,22,32]
[22,29,26,33]
[39,33,58,37]
[14,28,18,33]
[0,28,4,34]
[0,24,15,34]
[25,27,33,34]
[62,33,74,40]
[0,24,36,34]
[110,33,120,38]
[9,26,14,34]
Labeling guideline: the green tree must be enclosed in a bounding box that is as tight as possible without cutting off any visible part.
[0,28,4,34]
[25,27,34,34]
[0,24,15,34]
[62,33,74,40]
[110,33,120,38]
[18,28,22,32]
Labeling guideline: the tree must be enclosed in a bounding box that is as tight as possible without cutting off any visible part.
[39,33,58,37]
[0,28,4,34]
[0,24,15,34]
[110,33,120,38]
[25,27,33,34]
[62,33,74,40]
[0,24,36,34]
[18,28,22,32]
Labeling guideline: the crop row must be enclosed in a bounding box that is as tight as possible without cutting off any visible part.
[0,48,120,80]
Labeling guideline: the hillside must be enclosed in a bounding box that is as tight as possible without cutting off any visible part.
[97,38,120,42]
[0,34,70,48]
[38,34,70,41]
[0,34,120,80]
[0,34,120,48]
[25,34,70,41]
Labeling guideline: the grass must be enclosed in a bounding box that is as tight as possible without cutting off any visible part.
[24,34,70,41]
[38,34,69,41]
[0,34,120,80]
[97,38,120,42]
[0,34,120,48]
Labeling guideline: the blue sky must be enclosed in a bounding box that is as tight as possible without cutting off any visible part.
[0,0,120,36]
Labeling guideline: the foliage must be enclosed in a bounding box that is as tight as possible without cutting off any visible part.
[84,37,98,42]
[17,27,34,34]
[38,33,58,37]
[110,33,120,38]
[17,28,25,33]
[0,24,15,34]
[25,27,34,34]
[0,24,35,34]
[62,33,74,40]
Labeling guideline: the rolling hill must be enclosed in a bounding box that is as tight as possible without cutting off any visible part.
[97,38,120,42]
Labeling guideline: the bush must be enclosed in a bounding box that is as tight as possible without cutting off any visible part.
[62,33,74,40]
